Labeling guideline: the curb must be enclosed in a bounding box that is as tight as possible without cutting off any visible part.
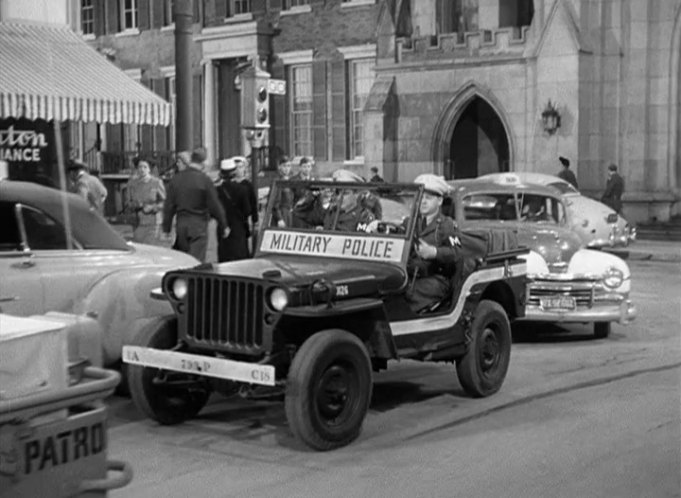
[605,248,681,263]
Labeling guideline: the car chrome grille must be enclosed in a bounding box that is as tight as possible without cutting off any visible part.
[185,277,266,352]
[527,286,595,307]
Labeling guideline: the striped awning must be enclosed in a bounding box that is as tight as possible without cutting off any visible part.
[0,21,171,126]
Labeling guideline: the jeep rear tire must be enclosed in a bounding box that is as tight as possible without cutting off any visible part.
[456,300,511,398]
[285,330,373,451]
[128,316,211,425]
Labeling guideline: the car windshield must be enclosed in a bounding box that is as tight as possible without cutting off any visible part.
[547,181,580,195]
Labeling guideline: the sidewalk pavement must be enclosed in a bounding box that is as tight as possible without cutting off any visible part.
[111,223,680,263]
[604,239,681,263]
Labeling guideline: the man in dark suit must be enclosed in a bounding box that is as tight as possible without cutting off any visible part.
[557,156,578,189]
[601,163,625,214]
[369,166,384,183]
[162,150,229,262]
[215,158,251,262]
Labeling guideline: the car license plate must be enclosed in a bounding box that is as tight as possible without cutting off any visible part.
[122,346,275,386]
[540,296,576,310]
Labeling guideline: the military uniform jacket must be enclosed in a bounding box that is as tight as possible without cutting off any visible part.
[323,204,376,232]
[409,214,462,278]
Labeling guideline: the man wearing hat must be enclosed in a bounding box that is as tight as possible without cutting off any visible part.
[407,174,462,313]
[323,169,377,231]
[601,163,624,214]
[557,156,578,189]
[215,158,251,262]
[162,150,229,262]
[67,159,108,213]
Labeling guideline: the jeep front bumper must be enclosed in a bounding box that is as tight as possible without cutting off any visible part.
[122,346,275,386]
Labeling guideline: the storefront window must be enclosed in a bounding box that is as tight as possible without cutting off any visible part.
[289,64,312,158]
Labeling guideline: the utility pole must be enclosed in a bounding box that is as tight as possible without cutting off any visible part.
[174,0,193,152]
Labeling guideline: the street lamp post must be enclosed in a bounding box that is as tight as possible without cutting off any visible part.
[174,0,193,152]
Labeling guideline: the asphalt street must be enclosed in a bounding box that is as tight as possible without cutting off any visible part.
[107,259,681,498]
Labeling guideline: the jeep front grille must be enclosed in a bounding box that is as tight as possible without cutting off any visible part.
[185,277,266,352]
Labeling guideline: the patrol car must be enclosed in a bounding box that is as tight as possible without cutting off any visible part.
[123,180,528,450]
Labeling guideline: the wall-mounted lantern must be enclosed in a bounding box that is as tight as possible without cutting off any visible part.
[541,99,561,135]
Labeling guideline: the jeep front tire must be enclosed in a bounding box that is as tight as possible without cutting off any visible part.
[285,329,373,451]
[128,316,211,425]
[456,300,512,397]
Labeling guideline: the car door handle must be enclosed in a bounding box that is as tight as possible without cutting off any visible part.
[0,296,18,303]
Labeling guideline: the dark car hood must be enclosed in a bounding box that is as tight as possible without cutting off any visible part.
[192,254,407,293]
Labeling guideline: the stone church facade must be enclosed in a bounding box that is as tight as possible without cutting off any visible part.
[366,0,681,223]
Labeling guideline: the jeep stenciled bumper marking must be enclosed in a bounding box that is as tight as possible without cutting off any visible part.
[260,230,406,263]
[122,346,276,386]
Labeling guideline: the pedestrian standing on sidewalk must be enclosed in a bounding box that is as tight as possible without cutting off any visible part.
[67,159,108,214]
[369,166,384,183]
[162,150,229,262]
[272,156,294,228]
[234,156,259,248]
[127,160,166,245]
[601,163,625,214]
[216,159,251,262]
[557,156,578,189]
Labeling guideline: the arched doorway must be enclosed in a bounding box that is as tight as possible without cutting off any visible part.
[445,97,509,179]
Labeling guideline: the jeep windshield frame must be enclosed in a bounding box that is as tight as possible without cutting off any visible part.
[257,181,425,267]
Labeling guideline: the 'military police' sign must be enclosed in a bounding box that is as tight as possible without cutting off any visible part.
[259,230,406,263]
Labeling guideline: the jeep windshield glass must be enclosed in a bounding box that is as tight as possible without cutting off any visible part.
[265,181,418,236]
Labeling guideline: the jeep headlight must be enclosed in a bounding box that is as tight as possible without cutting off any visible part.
[268,287,288,311]
[603,267,624,289]
[170,278,188,300]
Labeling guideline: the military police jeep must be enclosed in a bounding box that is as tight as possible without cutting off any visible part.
[123,181,528,450]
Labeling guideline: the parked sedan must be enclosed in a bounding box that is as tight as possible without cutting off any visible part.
[445,177,637,338]
[0,180,199,366]
[479,172,636,248]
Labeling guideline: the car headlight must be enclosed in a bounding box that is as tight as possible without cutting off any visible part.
[268,287,288,311]
[603,267,624,289]
[171,278,188,300]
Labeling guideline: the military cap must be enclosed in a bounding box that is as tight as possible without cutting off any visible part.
[413,173,450,196]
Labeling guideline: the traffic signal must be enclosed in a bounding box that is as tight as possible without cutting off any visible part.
[241,66,270,129]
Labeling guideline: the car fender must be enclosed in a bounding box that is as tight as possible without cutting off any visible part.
[74,268,174,366]
[567,249,631,293]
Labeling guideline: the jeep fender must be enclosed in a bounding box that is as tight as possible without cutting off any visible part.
[74,268,174,366]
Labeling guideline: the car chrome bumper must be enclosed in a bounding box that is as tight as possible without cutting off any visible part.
[524,298,637,324]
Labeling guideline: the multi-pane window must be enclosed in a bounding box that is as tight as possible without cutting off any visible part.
[163,0,174,26]
[289,65,313,158]
[284,0,309,8]
[348,59,373,159]
[120,0,138,30]
[229,0,252,16]
[81,0,94,35]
